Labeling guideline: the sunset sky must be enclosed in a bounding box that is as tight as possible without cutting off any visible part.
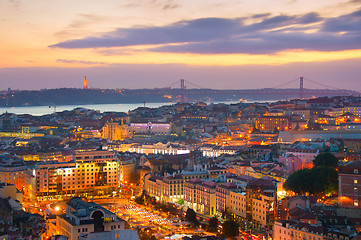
[1,0,361,90]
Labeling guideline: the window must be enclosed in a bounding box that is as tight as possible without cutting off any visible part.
[355,169,359,174]
[355,179,358,184]
[355,200,359,207]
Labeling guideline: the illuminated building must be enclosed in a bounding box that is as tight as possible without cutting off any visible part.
[279,155,303,173]
[180,114,208,122]
[200,145,240,157]
[119,157,135,183]
[70,150,120,189]
[344,106,361,117]
[56,197,125,240]
[0,182,23,204]
[284,109,311,120]
[229,190,247,219]
[79,229,139,240]
[28,161,76,201]
[161,174,184,203]
[184,179,217,216]
[247,178,277,229]
[285,148,319,169]
[27,151,122,201]
[256,116,290,132]
[128,142,189,155]
[215,182,238,215]
[344,139,361,154]
[336,112,361,125]
[130,122,171,135]
[183,178,203,211]
[145,173,195,203]
[339,159,361,209]
[252,191,276,229]
[143,175,163,201]
[273,221,323,240]
[278,130,361,143]
[315,114,336,125]
[102,121,130,141]
[0,131,44,139]
[0,154,27,192]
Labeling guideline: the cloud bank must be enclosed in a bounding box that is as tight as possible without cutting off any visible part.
[50,9,361,54]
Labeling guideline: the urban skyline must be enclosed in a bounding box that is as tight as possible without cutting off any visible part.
[1,0,361,90]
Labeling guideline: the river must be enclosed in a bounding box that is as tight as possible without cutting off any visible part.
[0,100,254,116]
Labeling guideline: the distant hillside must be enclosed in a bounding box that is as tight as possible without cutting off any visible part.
[0,88,358,107]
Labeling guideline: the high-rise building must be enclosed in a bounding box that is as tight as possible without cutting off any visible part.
[83,76,88,89]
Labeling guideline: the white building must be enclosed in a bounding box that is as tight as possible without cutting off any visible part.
[56,197,125,240]
[79,229,138,240]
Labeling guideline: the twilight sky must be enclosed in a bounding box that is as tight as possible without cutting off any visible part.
[1,0,361,90]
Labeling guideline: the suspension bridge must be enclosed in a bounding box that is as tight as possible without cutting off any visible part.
[161,77,358,103]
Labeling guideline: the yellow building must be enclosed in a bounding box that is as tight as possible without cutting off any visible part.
[143,174,163,201]
[0,156,27,192]
[252,192,276,229]
[183,179,217,216]
[0,182,23,204]
[27,150,121,201]
[119,158,135,183]
[229,190,247,219]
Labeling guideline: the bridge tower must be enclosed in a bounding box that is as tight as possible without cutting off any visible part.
[180,79,186,103]
[300,76,304,99]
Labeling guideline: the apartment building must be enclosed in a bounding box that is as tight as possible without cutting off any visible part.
[285,148,319,169]
[229,190,247,219]
[252,190,276,229]
[273,220,323,240]
[162,174,184,203]
[339,159,361,208]
[184,178,203,211]
[0,154,27,191]
[143,175,163,201]
[183,179,218,216]
[215,182,238,215]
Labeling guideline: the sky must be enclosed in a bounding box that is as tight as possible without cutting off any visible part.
[1,0,361,90]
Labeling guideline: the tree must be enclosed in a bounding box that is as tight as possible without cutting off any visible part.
[311,166,339,194]
[283,166,338,196]
[221,207,233,221]
[208,217,219,233]
[222,220,239,238]
[313,153,338,168]
[186,208,199,226]
[134,195,144,205]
